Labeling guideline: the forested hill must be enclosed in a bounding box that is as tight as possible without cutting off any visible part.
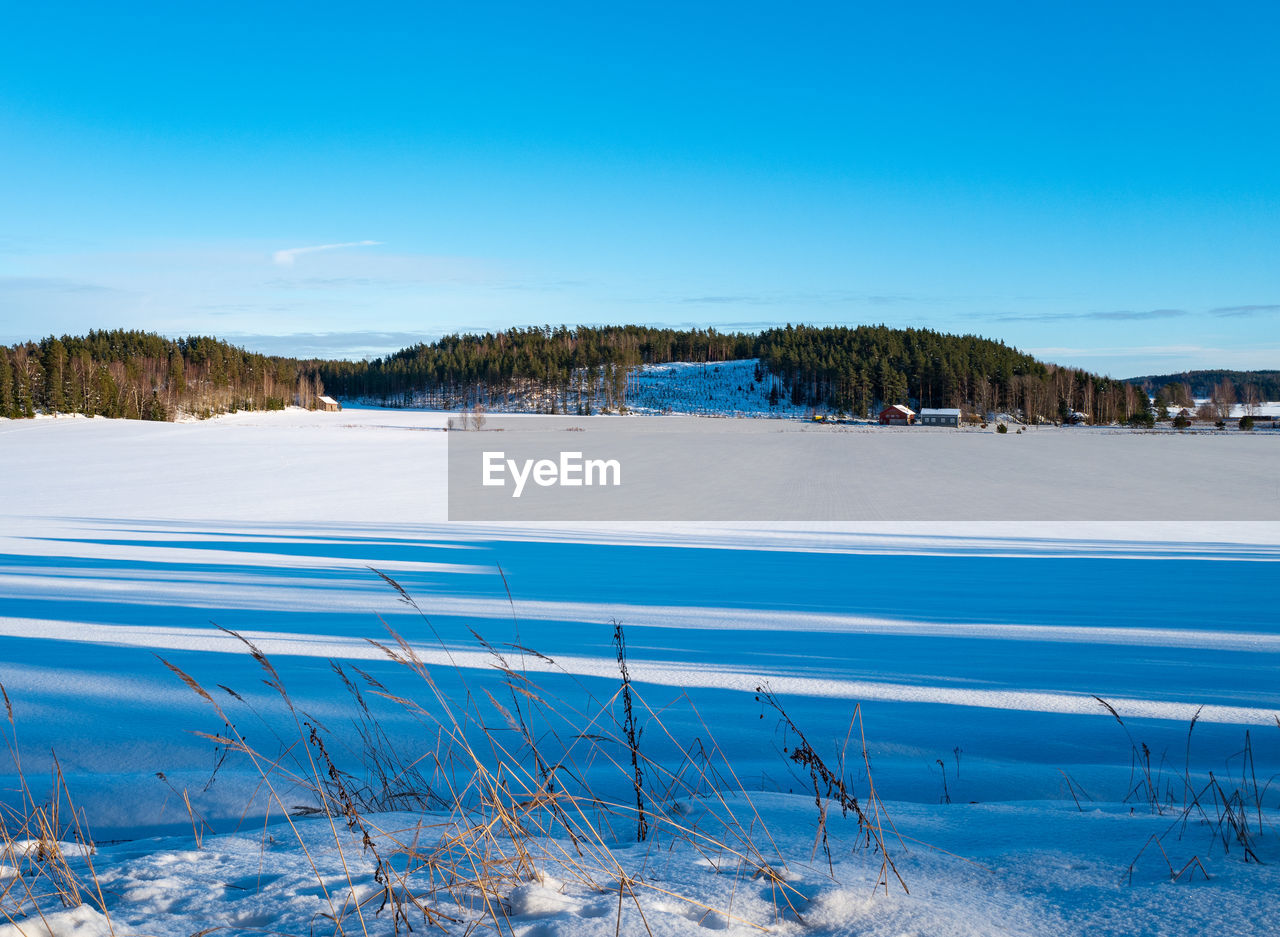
[1126,369,1280,401]
[317,324,1149,424]
[757,324,1048,416]
[3,324,1150,425]
[0,330,321,420]
[315,325,754,407]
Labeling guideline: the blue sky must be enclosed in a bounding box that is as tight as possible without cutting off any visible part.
[1,2,1277,376]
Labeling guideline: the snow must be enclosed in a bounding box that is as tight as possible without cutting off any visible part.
[1234,402,1280,417]
[1189,399,1280,419]
[0,905,115,937]
[625,359,822,417]
[0,407,1277,934]
[0,799,1277,936]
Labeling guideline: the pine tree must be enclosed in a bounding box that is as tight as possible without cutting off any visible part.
[0,350,13,418]
[41,338,67,413]
[15,351,36,418]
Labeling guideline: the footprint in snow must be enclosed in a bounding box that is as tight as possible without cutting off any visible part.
[507,882,582,918]
[517,924,559,937]
[652,900,730,930]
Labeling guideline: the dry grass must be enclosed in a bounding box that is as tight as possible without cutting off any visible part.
[2,581,1276,929]
[754,685,906,894]
[0,571,908,934]
[1094,696,1277,884]
[0,686,116,933]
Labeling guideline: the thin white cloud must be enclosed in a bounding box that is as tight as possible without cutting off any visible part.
[997,309,1188,323]
[272,240,382,266]
[221,331,439,359]
[1025,344,1280,373]
[1211,303,1280,318]
[1027,344,1225,358]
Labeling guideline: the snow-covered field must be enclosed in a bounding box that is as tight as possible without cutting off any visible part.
[1233,401,1280,418]
[1,409,1278,936]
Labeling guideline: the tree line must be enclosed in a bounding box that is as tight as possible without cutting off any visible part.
[0,330,323,421]
[3,324,1158,425]
[1146,377,1269,424]
[314,325,755,413]
[755,324,1151,423]
[318,323,1150,423]
[1128,370,1280,406]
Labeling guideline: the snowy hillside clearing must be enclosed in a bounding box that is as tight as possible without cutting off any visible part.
[624,359,820,418]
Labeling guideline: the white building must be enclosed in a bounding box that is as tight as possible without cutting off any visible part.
[918,407,961,427]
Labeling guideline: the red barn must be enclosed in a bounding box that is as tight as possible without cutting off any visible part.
[880,404,915,426]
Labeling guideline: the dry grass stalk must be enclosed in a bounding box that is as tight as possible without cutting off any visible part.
[755,685,906,895]
[1116,705,1278,885]
[0,570,909,934]
[0,684,116,933]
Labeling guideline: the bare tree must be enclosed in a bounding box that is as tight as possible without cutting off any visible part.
[1242,383,1261,416]
[296,374,318,409]
[470,403,487,431]
[1161,381,1193,409]
[451,406,473,431]
[1210,379,1236,420]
